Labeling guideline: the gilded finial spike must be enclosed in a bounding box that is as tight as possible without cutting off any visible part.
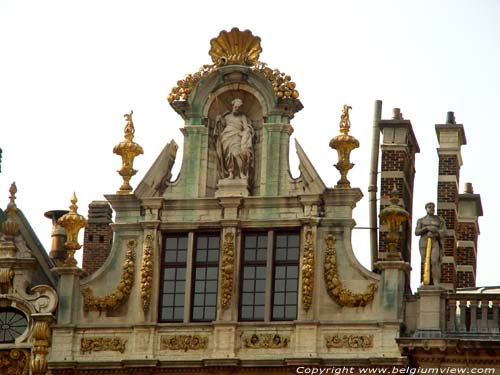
[7,182,17,214]
[2,182,20,241]
[69,192,78,212]
[57,193,88,267]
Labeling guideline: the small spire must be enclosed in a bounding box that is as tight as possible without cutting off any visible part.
[6,182,17,215]
[69,192,78,212]
[2,182,19,240]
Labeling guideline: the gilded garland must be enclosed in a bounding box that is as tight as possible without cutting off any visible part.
[167,28,299,103]
[140,234,154,313]
[325,334,373,349]
[301,228,314,311]
[81,337,127,354]
[220,232,235,310]
[243,333,289,349]
[324,234,377,307]
[82,239,137,312]
[160,335,208,351]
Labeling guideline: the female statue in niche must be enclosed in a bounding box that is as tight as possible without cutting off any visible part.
[214,98,254,179]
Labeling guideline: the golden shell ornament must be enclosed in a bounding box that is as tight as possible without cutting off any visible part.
[209,27,262,66]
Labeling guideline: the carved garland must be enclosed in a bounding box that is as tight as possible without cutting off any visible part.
[243,333,289,349]
[82,239,137,312]
[301,228,314,311]
[80,337,127,354]
[325,334,373,349]
[324,234,378,307]
[0,349,30,375]
[160,335,208,351]
[220,232,235,310]
[140,234,154,313]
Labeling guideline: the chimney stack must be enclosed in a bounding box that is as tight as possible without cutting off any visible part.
[44,210,69,266]
[435,113,466,291]
[82,201,113,274]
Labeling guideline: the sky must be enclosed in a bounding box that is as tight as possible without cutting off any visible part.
[1,1,499,290]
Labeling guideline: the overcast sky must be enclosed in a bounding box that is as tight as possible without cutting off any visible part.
[1,1,499,290]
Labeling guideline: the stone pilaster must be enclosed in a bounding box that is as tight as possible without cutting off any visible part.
[435,112,466,291]
[456,183,482,288]
[53,266,81,324]
[378,109,420,264]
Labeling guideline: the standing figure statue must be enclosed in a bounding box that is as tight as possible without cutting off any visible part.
[215,98,254,179]
[415,202,446,286]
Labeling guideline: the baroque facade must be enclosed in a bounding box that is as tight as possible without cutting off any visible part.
[0,28,498,374]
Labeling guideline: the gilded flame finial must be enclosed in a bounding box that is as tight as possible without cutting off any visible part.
[2,182,19,240]
[209,28,262,67]
[57,193,88,267]
[113,110,144,194]
[379,185,410,258]
[329,105,359,188]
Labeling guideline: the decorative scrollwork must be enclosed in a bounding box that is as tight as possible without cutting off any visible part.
[324,234,377,307]
[325,334,373,349]
[220,232,235,310]
[243,333,289,349]
[302,228,314,311]
[160,335,208,351]
[0,349,30,375]
[140,234,154,313]
[81,239,137,312]
[80,337,127,354]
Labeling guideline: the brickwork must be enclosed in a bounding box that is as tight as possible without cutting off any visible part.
[82,201,114,275]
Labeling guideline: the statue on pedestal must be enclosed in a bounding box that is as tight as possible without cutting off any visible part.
[215,98,254,179]
[415,202,446,286]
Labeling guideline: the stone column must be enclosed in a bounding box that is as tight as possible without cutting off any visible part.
[52,266,81,324]
[456,183,482,288]
[435,112,466,291]
[378,109,420,264]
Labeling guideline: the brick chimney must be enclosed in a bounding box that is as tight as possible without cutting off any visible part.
[378,108,420,264]
[82,201,113,274]
[435,111,466,291]
[456,182,483,288]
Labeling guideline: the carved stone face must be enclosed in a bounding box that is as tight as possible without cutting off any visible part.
[232,99,243,115]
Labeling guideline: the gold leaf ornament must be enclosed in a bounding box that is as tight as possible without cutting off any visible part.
[209,28,262,66]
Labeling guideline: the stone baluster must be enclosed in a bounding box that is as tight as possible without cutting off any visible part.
[458,299,466,332]
[492,299,500,333]
[480,300,489,332]
[469,300,478,332]
[447,298,457,332]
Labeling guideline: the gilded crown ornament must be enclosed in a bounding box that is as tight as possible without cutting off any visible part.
[329,105,359,188]
[379,186,410,259]
[113,110,144,194]
[57,193,88,267]
[167,29,299,102]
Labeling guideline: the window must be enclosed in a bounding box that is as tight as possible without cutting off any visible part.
[239,231,300,321]
[159,232,220,323]
[0,307,28,343]
[159,234,188,322]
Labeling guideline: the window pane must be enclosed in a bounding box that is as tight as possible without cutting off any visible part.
[174,294,184,305]
[244,267,255,279]
[256,266,266,279]
[162,307,173,320]
[258,235,268,248]
[255,292,265,305]
[242,293,254,305]
[287,234,299,248]
[245,249,256,261]
[276,234,287,248]
[174,307,184,320]
[286,279,298,290]
[274,292,284,305]
[275,279,285,292]
[275,266,286,279]
[285,305,297,320]
[208,250,219,262]
[205,294,216,306]
[177,250,187,263]
[245,235,256,248]
[195,268,205,280]
[165,250,176,262]
[256,249,267,261]
[207,267,218,280]
[254,306,265,320]
[288,247,299,261]
[192,307,203,320]
[208,236,219,249]
[163,294,174,305]
[286,292,297,304]
[178,236,187,250]
[276,248,286,261]
[242,280,254,292]
[194,294,204,306]
[206,280,217,293]
[205,307,216,320]
[273,305,284,319]
[177,268,186,280]
[197,236,207,248]
[195,281,205,293]
[241,306,253,319]
[287,265,298,278]
[255,279,266,292]
[196,250,207,262]
[165,237,177,250]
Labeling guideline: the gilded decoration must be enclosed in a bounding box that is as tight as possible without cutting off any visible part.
[324,234,377,307]
[329,105,360,188]
[80,337,127,354]
[160,335,208,351]
[57,193,88,267]
[325,334,374,349]
[82,239,137,312]
[30,319,51,375]
[301,227,314,311]
[0,349,30,375]
[220,232,235,310]
[167,28,299,103]
[113,110,144,194]
[379,186,410,259]
[2,182,19,240]
[140,233,154,313]
[243,333,289,349]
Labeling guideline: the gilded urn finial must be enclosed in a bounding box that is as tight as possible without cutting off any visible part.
[2,182,19,240]
[379,185,410,258]
[113,110,144,194]
[58,193,88,267]
[329,105,359,188]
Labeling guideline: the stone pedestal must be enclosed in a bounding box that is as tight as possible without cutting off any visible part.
[375,260,411,322]
[53,266,81,324]
[215,177,249,197]
[415,285,446,337]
